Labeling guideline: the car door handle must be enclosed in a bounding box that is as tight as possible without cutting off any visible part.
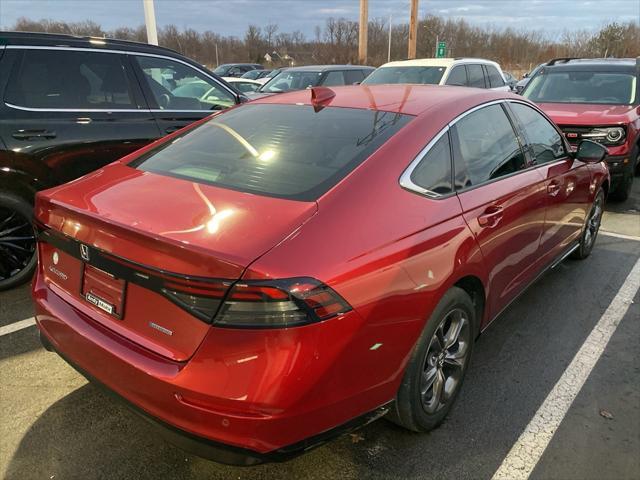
[547,182,561,197]
[478,205,504,228]
[12,129,56,140]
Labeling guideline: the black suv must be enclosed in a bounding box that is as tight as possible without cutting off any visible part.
[0,32,248,290]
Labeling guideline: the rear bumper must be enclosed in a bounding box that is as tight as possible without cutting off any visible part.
[38,330,390,465]
[33,272,394,465]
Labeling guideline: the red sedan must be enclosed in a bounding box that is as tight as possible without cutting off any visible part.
[32,85,609,465]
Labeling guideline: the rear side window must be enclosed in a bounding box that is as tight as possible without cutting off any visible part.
[409,132,453,195]
[6,49,136,109]
[452,104,526,189]
[446,66,468,86]
[132,104,412,201]
[467,64,486,88]
[322,71,346,87]
[509,103,566,164]
[344,70,365,85]
[485,65,505,88]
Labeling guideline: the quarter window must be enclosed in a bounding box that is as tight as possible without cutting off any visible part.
[6,49,137,109]
[134,56,235,111]
[409,132,453,195]
[510,103,566,164]
[467,64,486,88]
[452,104,526,189]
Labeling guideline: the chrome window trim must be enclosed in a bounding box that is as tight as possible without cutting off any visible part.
[3,45,238,111]
[399,126,451,198]
[401,99,556,198]
[5,102,220,114]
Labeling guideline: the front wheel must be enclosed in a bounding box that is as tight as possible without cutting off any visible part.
[0,193,37,291]
[571,189,604,260]
[388,287,476,432]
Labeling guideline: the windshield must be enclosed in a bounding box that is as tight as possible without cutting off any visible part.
[362,66,446,85]
[260,71,323,93]
[213,66,229,75]
[131,104,412,201]
[524,70,637,105]
[241,70,263,80]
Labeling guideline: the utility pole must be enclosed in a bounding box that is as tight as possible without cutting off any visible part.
[143,0,159,45]
[358,0,368,64]
[408,0,419,59]
[387,14,392,62]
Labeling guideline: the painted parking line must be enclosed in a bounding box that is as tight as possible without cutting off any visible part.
[492,256,640,480]
[600,231,640,242]
[0,317,36,337]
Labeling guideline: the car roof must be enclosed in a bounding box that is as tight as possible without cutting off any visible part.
[378,57,501,69]
[0,31,182,57]
[218,63,262,67]
[542,58,638,73]
[284,65,375,72]
[251,84,522,117]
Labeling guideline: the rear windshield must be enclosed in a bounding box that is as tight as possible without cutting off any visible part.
[362,66,446,85]
[131,104,412,201]
[524,70,637,105]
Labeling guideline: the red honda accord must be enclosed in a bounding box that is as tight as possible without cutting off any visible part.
[33,85,609,465]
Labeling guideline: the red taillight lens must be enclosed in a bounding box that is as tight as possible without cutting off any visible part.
[214,278,352,328]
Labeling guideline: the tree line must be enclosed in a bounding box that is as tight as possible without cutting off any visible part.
[8,16,639,73]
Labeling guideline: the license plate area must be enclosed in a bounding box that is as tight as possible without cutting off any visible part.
[81,264,126,319]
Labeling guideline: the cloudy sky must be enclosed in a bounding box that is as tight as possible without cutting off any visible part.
[0,0,638,38]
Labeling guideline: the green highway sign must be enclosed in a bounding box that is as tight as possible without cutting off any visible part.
[436,41,446,58]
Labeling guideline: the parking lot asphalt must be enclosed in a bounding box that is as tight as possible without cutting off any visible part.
[1,182,639,480]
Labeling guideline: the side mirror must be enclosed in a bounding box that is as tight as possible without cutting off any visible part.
[522,73,529,79]
[574,140,607,163]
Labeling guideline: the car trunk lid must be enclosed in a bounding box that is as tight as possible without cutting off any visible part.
[35,163,317,361]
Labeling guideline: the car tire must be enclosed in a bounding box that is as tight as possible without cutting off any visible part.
[610,170,633,202]
[388,286,476,432]
[0,192,37,291]
[571,189,604,260]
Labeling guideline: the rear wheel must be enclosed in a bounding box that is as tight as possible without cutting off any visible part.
[571,189,604,260]
[0,193,37,291]
[389,287,475,432]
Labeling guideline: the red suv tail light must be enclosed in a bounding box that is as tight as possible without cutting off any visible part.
[214,278,352,328]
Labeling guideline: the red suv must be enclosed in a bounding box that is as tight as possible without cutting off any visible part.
[523,57,640,201]
[33,85,609,465]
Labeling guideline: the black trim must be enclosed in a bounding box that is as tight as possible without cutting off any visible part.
[38,329,392,466]
[37,224,229,323]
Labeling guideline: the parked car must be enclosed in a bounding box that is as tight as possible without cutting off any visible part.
[0,31,248,290]
[213,63,263,77]
[250,65,375,97]
[503,71,518,90]
[241,69,271,80]
[254,67,285,85]
[222,77,262,93]
[522,57,639,200]
[362,58,510,91]
[34,84,608,465]
[514,62,547,94]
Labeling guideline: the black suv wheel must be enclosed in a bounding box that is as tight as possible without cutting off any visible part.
[0,193,37,290]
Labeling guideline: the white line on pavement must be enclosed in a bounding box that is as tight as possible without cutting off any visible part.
[0,317,36,336]
[491,257,640,480]
[600,231,640,242]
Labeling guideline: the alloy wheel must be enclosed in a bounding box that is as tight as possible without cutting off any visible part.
[0,207,36,282]
[583,194,603,250]
[420,308,471,414]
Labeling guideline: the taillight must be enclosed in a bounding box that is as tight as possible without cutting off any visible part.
[214,277,352,328]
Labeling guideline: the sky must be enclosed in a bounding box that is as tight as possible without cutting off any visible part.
[0,0,638,39]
